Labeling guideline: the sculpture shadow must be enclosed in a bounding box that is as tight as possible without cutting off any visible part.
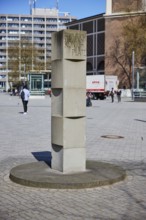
[135,119,146,123]
[31,151,52,167]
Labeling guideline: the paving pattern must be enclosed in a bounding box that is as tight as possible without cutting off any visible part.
[0,93,146,220]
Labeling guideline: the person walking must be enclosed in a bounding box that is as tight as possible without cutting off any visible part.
[117,89,121,102]
[20,85,30,114]
[110,88,114,103]
[86,92,92,107]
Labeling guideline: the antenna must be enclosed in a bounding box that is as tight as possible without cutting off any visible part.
[29,0,32,14]
[29,0,36,14]
[34,0,36,9]
[56,0,59,10]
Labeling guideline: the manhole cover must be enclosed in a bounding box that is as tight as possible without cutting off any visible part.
[101,135,124,139]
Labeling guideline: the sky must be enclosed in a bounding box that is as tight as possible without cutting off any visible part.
[0,0,106,19]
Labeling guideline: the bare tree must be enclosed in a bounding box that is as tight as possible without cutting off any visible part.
[107,38,132,88]
[8,42,20,85]
[107,13,146,89]
[8,38,49,86]
[123,15,146,65]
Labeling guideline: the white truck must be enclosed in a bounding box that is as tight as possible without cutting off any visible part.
[86,75,118,100]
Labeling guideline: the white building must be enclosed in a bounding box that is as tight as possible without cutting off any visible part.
[0,7,76,90]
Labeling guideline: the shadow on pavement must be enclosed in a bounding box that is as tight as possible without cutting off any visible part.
[135,119,146,123]
[31,151,52,167]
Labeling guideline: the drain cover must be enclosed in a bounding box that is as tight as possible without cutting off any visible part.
[101,135,124,139]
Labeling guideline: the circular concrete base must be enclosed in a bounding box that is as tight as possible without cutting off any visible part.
[9,161,126,189]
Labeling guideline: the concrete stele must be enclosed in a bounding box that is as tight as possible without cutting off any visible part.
[51,29,87,173]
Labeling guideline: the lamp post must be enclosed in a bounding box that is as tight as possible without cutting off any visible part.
[21,64,26,85]
[24,64,26,83]
[136,70,139,91]
[132,51,135,100]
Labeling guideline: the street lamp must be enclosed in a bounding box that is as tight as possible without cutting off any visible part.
[21,64,26,85]
[24,64,26,83]
[132,51,135,100]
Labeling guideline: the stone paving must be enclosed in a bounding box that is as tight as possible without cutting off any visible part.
[0,92,146,220]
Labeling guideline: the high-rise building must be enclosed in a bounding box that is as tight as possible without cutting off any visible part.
[0,7,76,90]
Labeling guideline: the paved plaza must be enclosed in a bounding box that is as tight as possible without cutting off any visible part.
[0,92,146,220]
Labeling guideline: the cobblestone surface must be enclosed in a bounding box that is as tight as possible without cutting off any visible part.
[0,93,146,220]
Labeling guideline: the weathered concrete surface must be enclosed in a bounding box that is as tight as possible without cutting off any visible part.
[9,160,126,189]
[51,30,87,172]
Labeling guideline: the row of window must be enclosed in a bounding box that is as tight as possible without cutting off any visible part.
[0,24,62,29]
[0,43,51,50]
[0,56,51,62]
[0,17,70,23]
[0,30,53,35]
[70,18,105,34]
[0,32,52,37]
[0,36,52,41]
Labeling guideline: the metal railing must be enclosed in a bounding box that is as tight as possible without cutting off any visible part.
[134,91,146,97]
[30,90,45,96]
[134,91,146,101]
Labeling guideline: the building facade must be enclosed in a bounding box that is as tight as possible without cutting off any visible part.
[0,8,76,90]
[67,14,105,76]
[105,0,146,88]
[67,0,146,89]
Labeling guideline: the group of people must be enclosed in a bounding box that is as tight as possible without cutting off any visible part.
[20,86,121,113]
[86,88,122,106]
[110,88,121,103]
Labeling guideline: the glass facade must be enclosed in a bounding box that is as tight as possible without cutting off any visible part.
[67,15,105,75]
[28,73,44,96]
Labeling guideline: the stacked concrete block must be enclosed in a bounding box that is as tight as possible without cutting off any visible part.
[51,29,87,173]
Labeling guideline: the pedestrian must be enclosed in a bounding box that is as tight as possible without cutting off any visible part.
[20,85,30,114]
[117,89,121,102]
[86,92,92,107]
[110,88,114,103]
